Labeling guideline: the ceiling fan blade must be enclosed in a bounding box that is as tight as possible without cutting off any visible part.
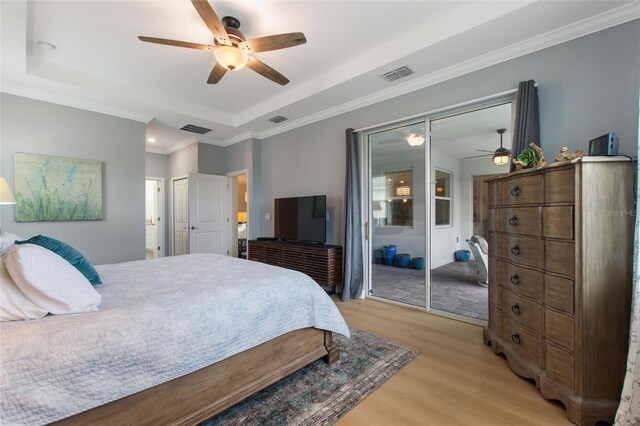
[476,149,495,153]
[462,153,494,159]
[191,0,231,46]
[239,32,307,54]
[246,57,289,86]
[138,36,212,51]
[207,63,227,84]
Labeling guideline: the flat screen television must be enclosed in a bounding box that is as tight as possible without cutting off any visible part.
[274,195,326,244]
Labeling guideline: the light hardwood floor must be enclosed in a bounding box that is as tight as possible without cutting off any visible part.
[334,297,573,426]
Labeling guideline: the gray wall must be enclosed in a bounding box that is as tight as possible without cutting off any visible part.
[146,152,168,179]
[168,142,197,179]
[256,21,639,247]
[0,94,146,264]
[198,143,225,175]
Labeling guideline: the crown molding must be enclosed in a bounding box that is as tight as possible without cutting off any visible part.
[144,146,167,155]
[163,137,197,155]
[254,4,639,142]
[0,83,154,123]
[219,131,257,147]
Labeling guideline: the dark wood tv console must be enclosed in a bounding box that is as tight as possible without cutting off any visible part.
[248,240,343,288]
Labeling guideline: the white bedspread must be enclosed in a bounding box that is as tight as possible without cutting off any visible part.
[0,254,349,425]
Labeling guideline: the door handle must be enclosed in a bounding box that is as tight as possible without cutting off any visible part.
[190,226,199,230]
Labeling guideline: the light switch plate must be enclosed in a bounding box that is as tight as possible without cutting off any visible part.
[265,213,271,221]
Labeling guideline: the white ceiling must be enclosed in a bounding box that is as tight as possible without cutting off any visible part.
[2,1,638,154]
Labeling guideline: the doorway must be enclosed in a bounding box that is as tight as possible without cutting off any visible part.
[226,170,249,259]
[171,173,230,256]
[362,98,513,323]
[145,177,164,259]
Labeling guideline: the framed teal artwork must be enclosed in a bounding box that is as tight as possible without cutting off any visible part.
[14,153,103,222]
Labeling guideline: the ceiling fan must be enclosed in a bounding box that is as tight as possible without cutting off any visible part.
[462,128,511,165]
[138,0,307,85]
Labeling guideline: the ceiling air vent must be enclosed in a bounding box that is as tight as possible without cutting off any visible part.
[180,124,212,134]
[268,115,288,124]
[380,66,414,82]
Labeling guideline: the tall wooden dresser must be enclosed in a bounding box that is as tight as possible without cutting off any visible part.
[483,158,634,426]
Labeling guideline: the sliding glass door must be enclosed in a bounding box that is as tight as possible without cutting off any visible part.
[428,103,512,321]
[366,120,427,308]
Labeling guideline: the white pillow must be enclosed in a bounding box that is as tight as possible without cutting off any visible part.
[0,259,48,321]
[4,244,101,315]
[0,232,23,257]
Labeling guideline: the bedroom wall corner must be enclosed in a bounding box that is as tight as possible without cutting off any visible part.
[0,93,146,265]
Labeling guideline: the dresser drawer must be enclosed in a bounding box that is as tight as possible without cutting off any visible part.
[499,174,543,205]
[544,274,574,315]
[543,206,574,240]
[495,260,543,301]
[502,316,543,366]
[493,234,543,269]
[497,207,542,236]
[545,167,575,203]
[545,240,575,277]
[545,308,574,352]
[546,342,575,388]
[502,289,542,331]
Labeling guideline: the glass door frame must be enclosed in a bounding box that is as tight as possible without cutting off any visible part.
[363,117,430,311]
[361,93,515,324]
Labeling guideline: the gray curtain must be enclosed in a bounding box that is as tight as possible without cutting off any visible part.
[510,80,540,172]
[343,128,363,301]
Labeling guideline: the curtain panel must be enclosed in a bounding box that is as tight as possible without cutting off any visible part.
[615,129,640,424]
[510,80,540,172]
[343,129,363,301]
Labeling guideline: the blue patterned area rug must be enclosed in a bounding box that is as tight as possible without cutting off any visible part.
[202,328,419,426]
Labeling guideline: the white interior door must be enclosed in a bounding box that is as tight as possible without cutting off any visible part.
[173,178,189,255]
[188,173,229,255]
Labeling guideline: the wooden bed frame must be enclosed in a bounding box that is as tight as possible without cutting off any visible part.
[54,328,338,426]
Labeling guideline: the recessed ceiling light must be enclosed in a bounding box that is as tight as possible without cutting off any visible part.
[37,41,56,51]
[147,138,156,143]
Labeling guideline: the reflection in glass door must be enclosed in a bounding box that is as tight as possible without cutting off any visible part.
[428,102,512,321]
[367,121,427,307]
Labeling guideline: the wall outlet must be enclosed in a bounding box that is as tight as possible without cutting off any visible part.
[265,213,271,221]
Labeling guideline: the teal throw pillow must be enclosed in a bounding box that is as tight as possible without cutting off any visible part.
[15,235,102,285]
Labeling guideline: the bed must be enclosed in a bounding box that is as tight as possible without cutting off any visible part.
[0,253,350,425]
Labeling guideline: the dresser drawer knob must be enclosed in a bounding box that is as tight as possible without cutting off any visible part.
[511,245,520,256]
[508,216,518,226]
[510,185,521,197]
[510,274,520,285]
[511,304,520,315]
[511,333,521,344]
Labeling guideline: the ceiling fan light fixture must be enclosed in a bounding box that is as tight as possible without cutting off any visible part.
[214,45,248,71]
[492,148,510,166]
[406,134,425,147]
[491,128,510,166]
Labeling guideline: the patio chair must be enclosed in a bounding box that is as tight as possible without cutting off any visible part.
[467,235,489,286]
